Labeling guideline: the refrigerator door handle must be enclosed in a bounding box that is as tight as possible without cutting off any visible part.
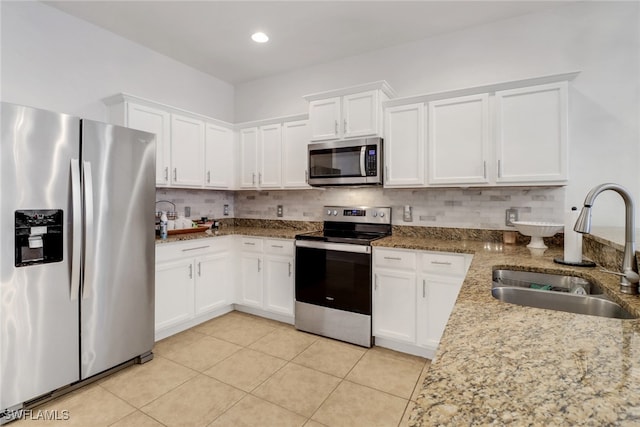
[82,160,95,300]
[70,159,82,300]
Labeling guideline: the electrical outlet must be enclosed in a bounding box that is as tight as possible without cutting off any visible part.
[184,206,191,217]
[277,205,283,218]
[223,204,229,216]
[505,208,519,226]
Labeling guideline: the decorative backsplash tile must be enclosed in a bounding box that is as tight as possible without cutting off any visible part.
[157,186,564,231]
[234,186,565,230]
[155,188,234,219]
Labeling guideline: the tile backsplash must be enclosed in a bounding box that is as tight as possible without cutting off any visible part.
[159,186,565,231]
[155,188,234,219]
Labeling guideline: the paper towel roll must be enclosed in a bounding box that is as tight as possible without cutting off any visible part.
[564,207,583,263]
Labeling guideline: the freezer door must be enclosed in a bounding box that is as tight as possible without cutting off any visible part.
[80,120,155,379]
[0,103,81,410]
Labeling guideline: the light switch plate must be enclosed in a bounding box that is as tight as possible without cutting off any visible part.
[184,206,191,217]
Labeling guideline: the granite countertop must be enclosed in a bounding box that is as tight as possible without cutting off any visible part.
[372,236,640,426]
[157,227,640,425]
[155,226,304,244]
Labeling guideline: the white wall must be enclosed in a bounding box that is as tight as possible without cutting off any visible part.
[0,1,234,122]
[235,1,640,228]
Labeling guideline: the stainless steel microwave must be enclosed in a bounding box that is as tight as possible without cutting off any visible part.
[307,137,383,186]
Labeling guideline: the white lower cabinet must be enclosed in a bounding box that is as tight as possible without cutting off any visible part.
[155,258,195,332]
[237,237,295,320]
[373,269,417,343]
[373,247,471,358]
[416,274,463,349]
[155,237,234,340]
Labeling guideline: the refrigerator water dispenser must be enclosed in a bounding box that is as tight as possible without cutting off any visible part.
[14,210,63,266]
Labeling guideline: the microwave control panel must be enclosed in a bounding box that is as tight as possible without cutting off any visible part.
[366,145,377,176]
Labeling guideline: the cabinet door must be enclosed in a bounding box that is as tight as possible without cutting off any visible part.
[239,127,259,188]
[342,90,378,139]
[239,252,263,308]
[373,269,416,343]
[282,120,310,188]
[126,103,171,186]
[204,123,233,189]
[194,252,231,315]
[495,82,568,183]
[428,94,489,185]
[258,124,282,188]
[309,97,341,141]
[383,103,425,187]
[417,275,462,349]
[155,259,195,331]
[263,255,294,316]
[170,114,204,186]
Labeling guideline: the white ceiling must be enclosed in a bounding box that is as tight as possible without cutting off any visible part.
[44,1,571,85]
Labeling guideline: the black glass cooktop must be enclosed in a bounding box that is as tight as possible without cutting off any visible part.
[295,229,388,244]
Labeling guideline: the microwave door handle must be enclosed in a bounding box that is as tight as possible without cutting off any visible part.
[360,146,366,177]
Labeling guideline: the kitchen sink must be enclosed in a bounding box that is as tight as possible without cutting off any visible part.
[491,269,636,320]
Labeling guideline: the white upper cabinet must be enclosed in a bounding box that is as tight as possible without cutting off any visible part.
[305,81,396,142]
[428,94,490,185]
[239,127,259,188]
[282,120,310,188]
[239,124,282,190]
[494,82,568,184]
[123,103,171,186]
[383,103,425,187]
[170,114,205,187]
[258,124,282,188]
[382,74,574,188]
[238,117,309,190]
[342,90,379,138]
[204,123,234,189]
[308,97,342,141]
[104,94,234,190]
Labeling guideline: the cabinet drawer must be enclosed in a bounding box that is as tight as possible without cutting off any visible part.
[421,252,467,276]
[240,237,263,252]
[156,241,214,262]
[374,249,416,270]
[264,239,294,256]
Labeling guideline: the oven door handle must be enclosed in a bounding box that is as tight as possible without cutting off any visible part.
[360,146,367,177]
[295,240,371,254]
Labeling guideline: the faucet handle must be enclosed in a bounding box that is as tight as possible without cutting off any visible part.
[600,269,640,284]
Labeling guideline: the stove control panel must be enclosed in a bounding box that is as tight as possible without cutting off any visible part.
[323,206,391,224]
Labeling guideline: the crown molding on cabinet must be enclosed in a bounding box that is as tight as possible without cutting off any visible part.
[234,113,309,130]
[382,71,580,108]
[303,80,397,102]
[103,92,235,128]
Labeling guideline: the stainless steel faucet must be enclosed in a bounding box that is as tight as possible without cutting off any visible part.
[574,183,639,295]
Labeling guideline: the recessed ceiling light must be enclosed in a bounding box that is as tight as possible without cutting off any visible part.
[251,32,269,43]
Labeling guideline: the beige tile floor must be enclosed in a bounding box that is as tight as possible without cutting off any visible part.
[13,311,431,427]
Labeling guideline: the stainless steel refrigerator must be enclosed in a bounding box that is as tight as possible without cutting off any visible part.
[0,103,155,418]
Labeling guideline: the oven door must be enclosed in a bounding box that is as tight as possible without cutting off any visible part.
[295,240,371,315]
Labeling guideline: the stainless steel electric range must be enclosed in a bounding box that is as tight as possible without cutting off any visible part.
[294,206,391,347]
